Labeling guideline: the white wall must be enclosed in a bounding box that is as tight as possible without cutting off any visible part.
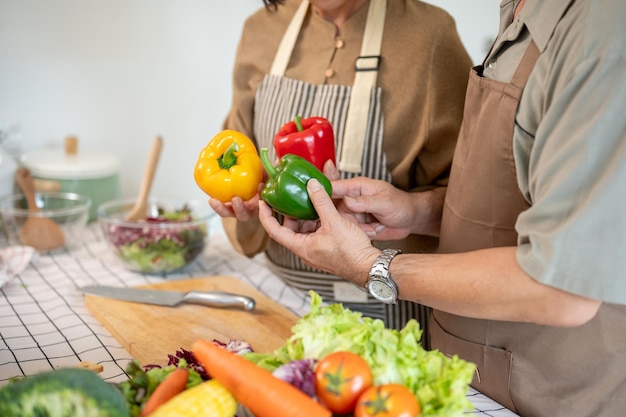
[425,0,500,64]
[0,0,499,202]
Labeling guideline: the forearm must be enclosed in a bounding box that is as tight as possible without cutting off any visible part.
[351,246,600,327]
[395,247,600,326]
[222,217,268,258]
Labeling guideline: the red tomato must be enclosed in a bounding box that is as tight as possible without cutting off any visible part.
[354,384,421,417]
[314,351,373,414]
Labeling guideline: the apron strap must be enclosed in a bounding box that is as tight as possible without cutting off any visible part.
[339,0,386,172]
[509,39,540,90]
[269,0,387,173]
[270,0,310,76]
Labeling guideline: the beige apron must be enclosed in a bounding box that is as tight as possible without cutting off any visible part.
[254,0,432,341]
[435,40,626,416]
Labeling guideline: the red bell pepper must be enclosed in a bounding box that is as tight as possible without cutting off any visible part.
[273,116,336,171]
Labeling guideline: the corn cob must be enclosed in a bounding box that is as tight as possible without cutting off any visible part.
[149,379,237,417]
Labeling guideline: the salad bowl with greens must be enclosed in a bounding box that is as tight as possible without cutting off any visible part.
[97,198,210,274]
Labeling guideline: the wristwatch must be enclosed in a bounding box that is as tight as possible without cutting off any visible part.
[366,249,402,304]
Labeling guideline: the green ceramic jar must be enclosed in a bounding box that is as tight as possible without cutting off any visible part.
[22,141,121,222]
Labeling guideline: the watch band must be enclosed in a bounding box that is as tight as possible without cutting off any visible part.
[367,248,402,303]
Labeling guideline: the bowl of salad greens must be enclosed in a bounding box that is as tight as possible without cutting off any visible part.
[97,198,211,274]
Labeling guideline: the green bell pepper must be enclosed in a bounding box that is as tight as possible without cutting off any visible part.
[260,148,333,220]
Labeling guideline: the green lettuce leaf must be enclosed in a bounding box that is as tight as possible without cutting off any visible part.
[119,239,187,272]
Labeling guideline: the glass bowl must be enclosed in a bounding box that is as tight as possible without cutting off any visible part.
[97,198,211,274]
[0,192,91,252]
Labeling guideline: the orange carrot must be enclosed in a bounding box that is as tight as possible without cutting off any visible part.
[140,367,189,417]
[192,339,331,417]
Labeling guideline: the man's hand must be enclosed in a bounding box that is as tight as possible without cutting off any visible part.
[259,178,379,283]
[332,177,444,239]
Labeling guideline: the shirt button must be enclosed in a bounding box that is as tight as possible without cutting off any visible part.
[325,68,335,78]
[487,58,497,70]
[335,39,345,48]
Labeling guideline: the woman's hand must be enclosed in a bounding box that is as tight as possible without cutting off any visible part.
[259,178,379,284]
[209,182,264,222]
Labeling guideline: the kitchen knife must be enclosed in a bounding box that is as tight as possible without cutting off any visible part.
[79,285,256,311]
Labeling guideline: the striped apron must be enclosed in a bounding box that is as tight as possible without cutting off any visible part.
[253,0,430,342]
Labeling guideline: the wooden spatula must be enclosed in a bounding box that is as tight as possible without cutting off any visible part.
[125,136,163,221]
[15,167,65,251]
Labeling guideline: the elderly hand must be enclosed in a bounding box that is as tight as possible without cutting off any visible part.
[259,178,380,283]
[332,176,445,239]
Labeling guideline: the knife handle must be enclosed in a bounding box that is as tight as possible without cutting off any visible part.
[183,291,256,311]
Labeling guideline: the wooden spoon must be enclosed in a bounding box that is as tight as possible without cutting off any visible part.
[15,167,65,251]
[125,136,163,221]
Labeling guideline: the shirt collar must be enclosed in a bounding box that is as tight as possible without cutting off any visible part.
[498,0,574,52]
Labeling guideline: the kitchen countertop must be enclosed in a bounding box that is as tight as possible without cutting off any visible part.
[0,213,518,416]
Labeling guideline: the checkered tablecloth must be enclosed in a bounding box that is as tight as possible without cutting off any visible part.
[0,213,517,416]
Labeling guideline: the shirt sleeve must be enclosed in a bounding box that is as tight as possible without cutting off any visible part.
[515,46,626,304]
[380,5,472,191]
[221,5,291,141]
[221,15,267,140]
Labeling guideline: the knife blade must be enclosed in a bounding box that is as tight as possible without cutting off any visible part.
[79,285,256,311]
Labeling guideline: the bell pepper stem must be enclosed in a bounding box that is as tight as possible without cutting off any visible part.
[294,115,303,132]
[219,142,239,170]
[260,148,277,178]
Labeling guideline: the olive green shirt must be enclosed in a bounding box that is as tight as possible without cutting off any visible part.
[486,0,626,303]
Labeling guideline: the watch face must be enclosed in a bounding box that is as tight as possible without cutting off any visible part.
[367,280,397,303]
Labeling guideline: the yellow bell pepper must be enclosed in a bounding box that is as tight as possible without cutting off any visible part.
[194,130,264,202]
[149,379,237,417]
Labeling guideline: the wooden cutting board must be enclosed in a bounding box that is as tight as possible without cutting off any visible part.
[85,275,299,366]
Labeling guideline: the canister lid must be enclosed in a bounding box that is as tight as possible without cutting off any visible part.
[21,136,120,179]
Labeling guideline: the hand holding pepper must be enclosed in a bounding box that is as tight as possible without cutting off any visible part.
[194,130,264,203]
[260,148,332,220]
[274,116,336,172]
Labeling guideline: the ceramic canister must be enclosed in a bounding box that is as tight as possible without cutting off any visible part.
[21,137,121,222]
